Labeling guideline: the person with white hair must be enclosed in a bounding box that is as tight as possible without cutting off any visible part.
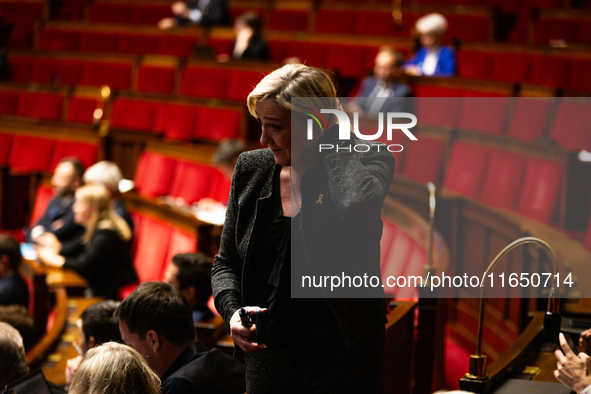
[404,13,456,77]
[83,161,133,236]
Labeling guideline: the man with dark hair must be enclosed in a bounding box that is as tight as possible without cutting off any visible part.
[0,305,34,349]
[115,282,245,394]
[65,300,122,386]
[30,157,85,246]
[164,253,214,322]
[0,234,29,308]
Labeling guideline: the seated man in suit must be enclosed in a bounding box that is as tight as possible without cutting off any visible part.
[30,157,84,247]
[65,300,122,387]
[158,0,229,29]
[347,46,412,115]
[115,282,246,394]
[0,234,29,308]
[164,253,215,323]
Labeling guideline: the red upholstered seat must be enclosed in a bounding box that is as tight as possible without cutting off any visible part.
[478,149,527,211]
[48,140,98,171]
[66,97,98,124]
[195,107,242,141]
[29,184,54,227]
[568,58,591,93]
[550,100,591,152]
[131,4,172,25]
[314,9,355,34]
[0,91,20,115]
[286,42,325,67]
[78,32,119,53]
[168,161,213,204]
[17,92,64,121]
[80,62,132,90]
[515,157,563,224]
[457,51,493,80]
[164,228,197,270]
[0,133,12,166]
[8,135,55,173]
[456,97,510,135]
[491,53,531,84]
[443,142,489,199]
[38,29,80,51]
[154,104,198,141]
[445,14,491,42]
[205,38,234,56]
[133,215,172,282]
[88,3,133,23]
[0,1,44,48]
[533,18,578,45]
[119,34,160,55]
[529,55,571,89]
[7,56,34,83]
[414,96,461,128]
[325,45,367,78]
[179,67,228,99]
[159,35,199,57]
[31,58,83,85]
[208,168,232,204]
[356,11,404,36]
[134,152,176,197]
[226,70,264,101]
[507,98,553,142]
[413,85,464,98]
[137,66,176,94]
[110,99,157,132]
[267,9,309,31]
[403,137,447,184]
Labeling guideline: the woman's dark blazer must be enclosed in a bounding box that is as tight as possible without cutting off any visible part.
[212,134,395,348]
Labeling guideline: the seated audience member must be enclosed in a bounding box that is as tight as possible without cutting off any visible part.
[114,282,246,394]
[164,253,214,323]
[69,342,160,394]
[30,158,85,246]
[36,184,137,300]
[554,332,591,394]
[65,300,122,386]
[213,139,246,180]
[0,322,64,394]
[404,13,455,77]
[158,0,229,29]
[0,305,34,349]
[218,12,268,62]
[83,161,133,235]
[347,46,412,115]
[0,235,28,308]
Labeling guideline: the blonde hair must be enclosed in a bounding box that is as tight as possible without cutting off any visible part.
[75,184,131,243]
[69,342,160,394]
[247,64,338,119]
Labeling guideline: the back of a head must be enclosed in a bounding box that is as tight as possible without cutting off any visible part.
[415,13,448,36]
[69,342,160,394]
[212,139,247,166]
[247,63,337,119]
[171,253,213,308]
[81,300,122,346]
[377,46,404,68]
[83,161,123,193]
[0,305,34,349]
[114,282,195,347]
[0,321,28,387]
[58,157,85,181]
[0,234,22,271]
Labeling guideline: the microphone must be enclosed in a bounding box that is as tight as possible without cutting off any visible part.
[543,287,561,340]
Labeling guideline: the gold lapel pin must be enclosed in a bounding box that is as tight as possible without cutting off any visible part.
[316,194,323,204]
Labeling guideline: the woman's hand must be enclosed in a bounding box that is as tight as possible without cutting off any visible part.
[36,232,61,254]
[35,246,66,268]
[229,307,267,353]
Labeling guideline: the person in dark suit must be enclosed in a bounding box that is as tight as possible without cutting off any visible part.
[230,12,268,61]
[158,0,229,29]
[35,184,137,300]
[404,13,456,77]
[30,157,85,247]
[0,234,29,309]
[348,46,412,115]
[211,64,395,393]
[114,282,246,394]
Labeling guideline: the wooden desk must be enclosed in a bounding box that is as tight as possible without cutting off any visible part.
[40,297,102,387]
[24,257,88,289]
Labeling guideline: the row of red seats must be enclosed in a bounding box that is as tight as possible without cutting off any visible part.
[457,50,591,92]
[134,151,232,205]
[395,138,563,225]
[110,98,243,141]
[88,2,173,25]
[38,27,199,57]
[533,17,591,46]
[8,56,133,90]
[411,95,591,152]
[0,132,98,174]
